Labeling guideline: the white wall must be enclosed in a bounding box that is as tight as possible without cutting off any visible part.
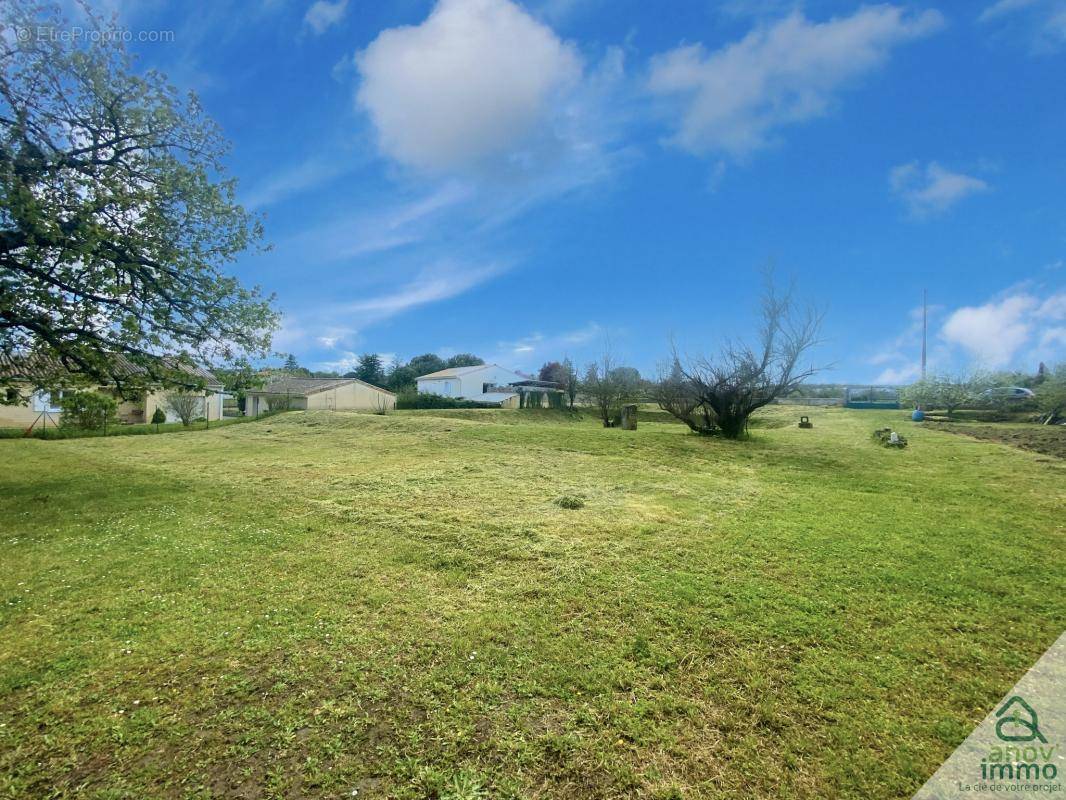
[417,377,457,397]
[417,365,524,399]
[160,393,214,424]
[458,365,523,396]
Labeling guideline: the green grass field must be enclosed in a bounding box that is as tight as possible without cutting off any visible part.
[1,407,1063,799]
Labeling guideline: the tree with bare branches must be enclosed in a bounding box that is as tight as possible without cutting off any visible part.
[582,347,640,427]
[655,358,714,434]
[562,357,579,409]
[657,280,823,439]
[163,392,202,427]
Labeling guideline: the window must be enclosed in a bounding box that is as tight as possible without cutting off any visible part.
[31,391,62,413]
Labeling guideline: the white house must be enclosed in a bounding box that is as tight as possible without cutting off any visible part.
[415,363,527,405]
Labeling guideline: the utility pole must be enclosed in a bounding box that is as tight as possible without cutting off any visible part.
[921,288,928,381]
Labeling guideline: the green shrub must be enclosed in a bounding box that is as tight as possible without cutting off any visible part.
[554,494,585,509]
[26,414,262,440]
[873,428,907,448]
[395,392,496,410]
[58,391,118,430]
[1035,364,1066,424]
[265,394,294,412]
[151,408,167,426]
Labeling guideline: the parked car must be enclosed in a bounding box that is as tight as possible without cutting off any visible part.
[981,386,1035,401]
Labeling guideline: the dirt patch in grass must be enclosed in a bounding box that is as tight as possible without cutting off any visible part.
[931,421,1066,459]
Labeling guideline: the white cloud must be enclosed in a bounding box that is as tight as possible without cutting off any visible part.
[1040,327,1066,349]
[978,0,1066,51]
[980,0,1042,22]
[243,156,360,209]
[316,351,360,373]
[343,261,507,318]
[278,182,473,261]
[355,0,582,172]
[271,323,310,354]
[489,322,602,369]
[714,0,803,20]
[560,322,602,344]
[867,286,1066,381]
[873,364,921,385]
[646,6,943,158]
[281,261,506,367]
[314,349,398,374]
[315,330,360,350]
[866,302,946,383]
[304,0,348,35]
[941,294,1036,368]
[1037,291,1066,320]
[889,161,989,218]
[939,286,1066,369]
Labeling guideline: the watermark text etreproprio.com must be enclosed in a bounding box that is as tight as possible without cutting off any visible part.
[13,25,175,44]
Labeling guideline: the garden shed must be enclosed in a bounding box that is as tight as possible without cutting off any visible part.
[245,377,394,416]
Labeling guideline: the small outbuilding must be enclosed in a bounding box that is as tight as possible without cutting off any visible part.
[245,377,395,416]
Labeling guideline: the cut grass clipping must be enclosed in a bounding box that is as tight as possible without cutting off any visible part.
[554,494,586,509]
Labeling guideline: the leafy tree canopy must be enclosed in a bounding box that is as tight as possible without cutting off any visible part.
[538,361,566,384]
[0,2,278,398]
[445,353,483,369]
[212,357,263,398]
[352,353,385,386]
[406,353,446,377]
[385,362,417,392]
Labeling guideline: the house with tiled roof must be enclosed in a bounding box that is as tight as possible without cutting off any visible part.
[0,353,225,430]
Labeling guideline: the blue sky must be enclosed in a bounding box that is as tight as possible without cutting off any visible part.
[85,0,1066,381]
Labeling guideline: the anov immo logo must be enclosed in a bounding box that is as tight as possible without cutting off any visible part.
[978,696,1056,783]
[913,633,1065,799]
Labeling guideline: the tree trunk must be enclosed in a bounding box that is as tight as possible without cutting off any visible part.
[717,410,748,439]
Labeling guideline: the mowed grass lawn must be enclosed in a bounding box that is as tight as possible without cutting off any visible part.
[1,407,1063,799]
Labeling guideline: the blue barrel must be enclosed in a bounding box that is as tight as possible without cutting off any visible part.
[911,409,925,422]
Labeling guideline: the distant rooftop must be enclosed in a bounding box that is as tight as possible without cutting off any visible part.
[416,363,497,380]
[256,376,393,396]
[0,352,221,387]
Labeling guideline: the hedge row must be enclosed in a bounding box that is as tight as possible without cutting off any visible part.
[0,410,288,440]
[395,393,498,410]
